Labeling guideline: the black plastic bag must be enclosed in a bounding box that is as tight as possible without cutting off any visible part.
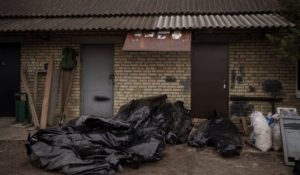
[187,120,210,147]
[166,101,192,144]
[26,95,192,175]
[115,95,168,123]
[187,117,242,157]
[208,118,242,157]
[27,117,135,175]
[115,95,192,145]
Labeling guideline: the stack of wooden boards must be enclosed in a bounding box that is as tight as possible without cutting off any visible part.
[21,57,76,129]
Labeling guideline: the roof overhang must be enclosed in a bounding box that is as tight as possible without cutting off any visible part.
[0,0,281,17]
[0,14,295,32]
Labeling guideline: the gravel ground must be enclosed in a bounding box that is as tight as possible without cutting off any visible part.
[0,141,293,175]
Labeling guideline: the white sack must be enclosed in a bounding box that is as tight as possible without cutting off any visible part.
[249,111,272,152]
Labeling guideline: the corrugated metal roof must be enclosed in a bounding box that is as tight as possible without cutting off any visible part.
[0,0,280,17]
[0,14,294,32]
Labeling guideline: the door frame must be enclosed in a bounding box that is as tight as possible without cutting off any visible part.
[191,42,230,118]
[79,44,115,116]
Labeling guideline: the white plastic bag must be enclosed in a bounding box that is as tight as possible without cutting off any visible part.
[249,111,272,152]
[271,114,282,151]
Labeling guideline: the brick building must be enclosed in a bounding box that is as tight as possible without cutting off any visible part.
[0,0,297,123]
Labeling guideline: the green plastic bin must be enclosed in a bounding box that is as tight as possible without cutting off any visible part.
[14,93,31,122]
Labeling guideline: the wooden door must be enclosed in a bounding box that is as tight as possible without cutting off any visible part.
[191,44,229,118]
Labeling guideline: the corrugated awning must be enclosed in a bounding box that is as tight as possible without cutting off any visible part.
[0,14,294,32]
[0,0,280,17]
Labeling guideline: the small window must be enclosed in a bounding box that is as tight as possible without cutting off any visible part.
[297,60,300,98]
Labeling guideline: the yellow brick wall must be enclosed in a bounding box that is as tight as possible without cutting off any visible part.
[229,34,300,114]
[15,31,300,121]
[20,33,80,121]
[113,43,191,113]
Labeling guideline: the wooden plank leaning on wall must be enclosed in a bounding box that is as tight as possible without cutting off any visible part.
[40,58,55,129]
[21,69,40,128]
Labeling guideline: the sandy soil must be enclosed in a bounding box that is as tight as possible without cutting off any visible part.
[0,141,293,175]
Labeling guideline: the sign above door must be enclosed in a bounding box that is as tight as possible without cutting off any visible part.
[122,31,191,52]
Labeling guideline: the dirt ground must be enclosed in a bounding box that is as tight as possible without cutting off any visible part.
[0,117,35,140]
[0,140,293,175]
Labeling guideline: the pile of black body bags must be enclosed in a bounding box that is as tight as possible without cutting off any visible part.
[26,95,242,175]
[187,117,242,157]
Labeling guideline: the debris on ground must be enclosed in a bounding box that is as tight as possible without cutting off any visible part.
[10,122,32,128]
[25,95,192,175]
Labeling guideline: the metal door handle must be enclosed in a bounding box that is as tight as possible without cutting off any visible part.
[223,79,227,89]
[109,73,115,85]
[109,73,114,80]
